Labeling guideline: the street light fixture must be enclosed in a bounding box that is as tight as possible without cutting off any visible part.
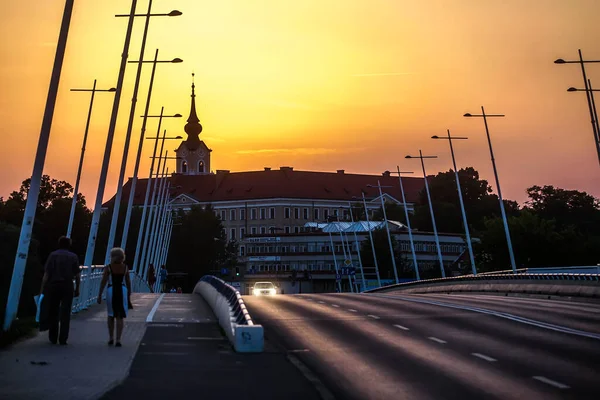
[66,81,116,238]
[132,123,182,275]
[108,46,184,262]
[389,168,420,280]
[405,151,445,278]
[431,131,477,275]
[115,10,182,17]
[464,107,517,273]
[352,194,382,287]
[555,50,600,166]
[366,182,400,284]
[4,0,75,331]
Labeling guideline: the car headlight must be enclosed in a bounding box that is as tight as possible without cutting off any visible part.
[253,289,260,296]
[269,288,276,295]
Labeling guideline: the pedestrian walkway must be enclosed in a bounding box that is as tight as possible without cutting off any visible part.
[0,293,159,400]
[0,293,323,400]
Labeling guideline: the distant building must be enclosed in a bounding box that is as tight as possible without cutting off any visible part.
[237,220,470,295]
[104,78,428,240]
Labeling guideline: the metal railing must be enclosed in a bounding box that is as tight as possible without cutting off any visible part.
[199,275,254,325]
[71,266,152,314]
[366,272,600,293]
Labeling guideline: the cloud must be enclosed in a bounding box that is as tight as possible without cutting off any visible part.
[350,72,415,77]
[202,136,226,142]
[236,147,350,155]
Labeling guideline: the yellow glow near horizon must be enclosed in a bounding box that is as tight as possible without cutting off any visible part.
[0,0,599,206]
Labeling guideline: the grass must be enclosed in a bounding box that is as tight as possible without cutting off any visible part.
[0,317,37,349]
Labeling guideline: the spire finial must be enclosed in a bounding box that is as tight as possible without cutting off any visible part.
[184,71,202,149]
[191,72,195,97]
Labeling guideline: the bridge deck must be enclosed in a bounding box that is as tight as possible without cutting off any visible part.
[0,293,320,400]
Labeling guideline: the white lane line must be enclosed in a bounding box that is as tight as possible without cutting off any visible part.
[368,314,380,319]
[332,304,340,308]
[428,337,447,344]
[318,301,325,304]
[372,293,600,341]
[532,376,570,389]
[146,293,165,323]
[348,309,358,312]
[393,324,410,331]
[471,353,497,362]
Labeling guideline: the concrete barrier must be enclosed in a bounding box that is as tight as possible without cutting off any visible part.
[194,279,264,353]
[376,279,600,299]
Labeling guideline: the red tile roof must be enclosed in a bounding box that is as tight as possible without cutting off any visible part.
[102,168,425,208]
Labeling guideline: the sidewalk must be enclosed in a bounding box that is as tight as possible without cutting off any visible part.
[0,293,159,400]
[0,293,324,400]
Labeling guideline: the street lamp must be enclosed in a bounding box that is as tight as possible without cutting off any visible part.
[84,0,145,271]
[366,182,400,284]
[4,0,75,331]
[567,81,600,163]
[347,202,366,291]
[464,107,517,273]
[555,50,600,166]
[66,81,116,238]
[431,130,477,275]
[405,151,445,278]
[352,194,382,287]
[132,124,182,276]
[389,168,420,280]
[117,49,182,254]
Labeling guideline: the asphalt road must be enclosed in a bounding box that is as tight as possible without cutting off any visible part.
[244,292,600,400]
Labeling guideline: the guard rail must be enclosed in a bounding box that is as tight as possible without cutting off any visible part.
[366,272,600,296]
[194,275,263,352]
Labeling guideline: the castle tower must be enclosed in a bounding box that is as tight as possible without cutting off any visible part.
[175,73,212,175]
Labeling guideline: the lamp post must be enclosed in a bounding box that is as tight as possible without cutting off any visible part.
[347,202,366,291]
[353,193,382,287]
[66,82,116,238]
[149,181,170,270]
[405,151,445,278]
[555,51,600,166]
[105,3,182,261]
[567,81,600,160]
[464,107,517,273]
[367,182,400,284]
[140,150,168,280]
[432,131,477,275]
[130,117,181,275]
[118,52,183,252]
[4,0,75,331]
[390,168,420,280]
[84,0,139,270]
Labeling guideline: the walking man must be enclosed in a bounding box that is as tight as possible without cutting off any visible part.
[39,236,81,345]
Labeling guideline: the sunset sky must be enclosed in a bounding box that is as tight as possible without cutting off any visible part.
[1,0,599,206]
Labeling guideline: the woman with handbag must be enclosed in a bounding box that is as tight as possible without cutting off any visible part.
[97,248,131,347]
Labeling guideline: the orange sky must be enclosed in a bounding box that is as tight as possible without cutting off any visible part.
[1,0,599,206]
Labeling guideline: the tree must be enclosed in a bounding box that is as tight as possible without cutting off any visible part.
[372,202,408,224]
[167,205,238,292]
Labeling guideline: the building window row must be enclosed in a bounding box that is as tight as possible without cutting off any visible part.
[216,205,384,222]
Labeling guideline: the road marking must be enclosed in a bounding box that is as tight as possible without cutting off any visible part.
[288,349,311,353]
[372,293,600,341]
[348,309,358,312]
[318,301,325,304]
[368,314,380,319]
[428,337,446,344]
[332,304,340,308]
[393,324,410,331]
[472,353,496,362]
[146,293,165,323]
[532,376,570,389]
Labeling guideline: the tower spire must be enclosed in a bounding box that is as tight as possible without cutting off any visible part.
[184,72,202,150]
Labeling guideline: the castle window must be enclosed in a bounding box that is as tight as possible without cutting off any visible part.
[181,161,188,173]
[198,160,204,173]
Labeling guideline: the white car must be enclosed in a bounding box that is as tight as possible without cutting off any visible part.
[252,282,277,296]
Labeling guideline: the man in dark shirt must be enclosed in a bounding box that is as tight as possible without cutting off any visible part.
[39,236,81,345]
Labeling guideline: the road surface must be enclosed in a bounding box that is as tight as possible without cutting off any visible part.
[244,292,600,400]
